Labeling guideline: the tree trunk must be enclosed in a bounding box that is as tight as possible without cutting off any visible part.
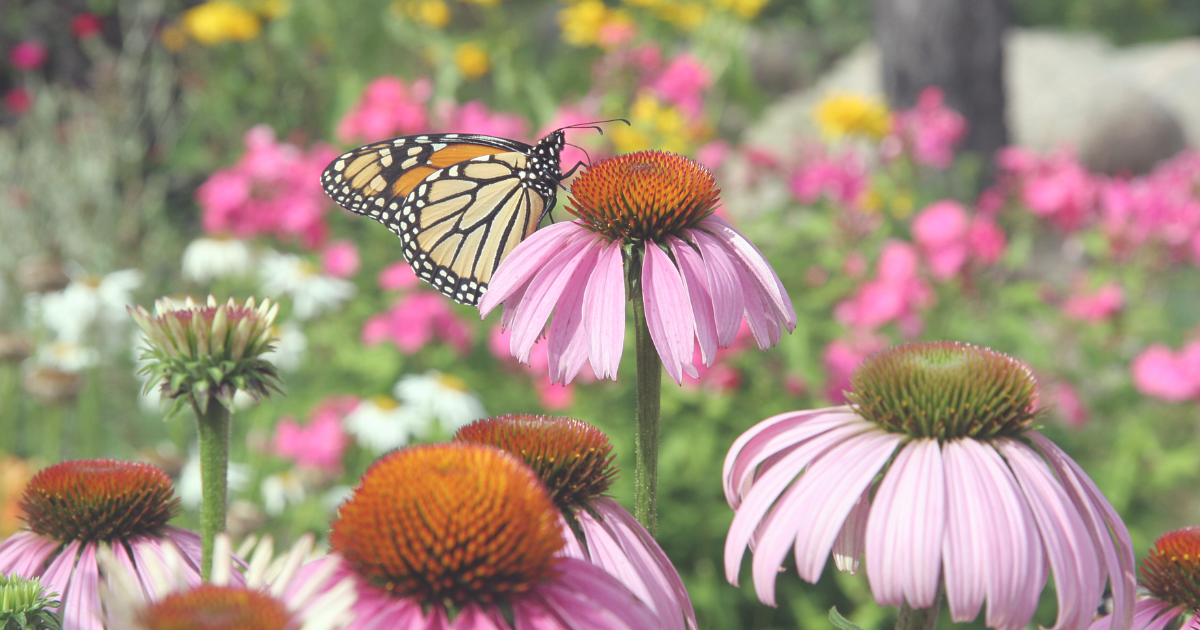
[874,0,1009,177]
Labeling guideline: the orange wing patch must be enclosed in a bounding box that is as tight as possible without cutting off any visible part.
[429,144,508,168]
[392,166,437,198]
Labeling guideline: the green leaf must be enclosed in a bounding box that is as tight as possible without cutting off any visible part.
[830,606,865,630]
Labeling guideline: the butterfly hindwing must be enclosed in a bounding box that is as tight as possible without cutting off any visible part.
[320,131,567,306]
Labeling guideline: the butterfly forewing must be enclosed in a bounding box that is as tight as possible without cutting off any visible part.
[320,131,566,306]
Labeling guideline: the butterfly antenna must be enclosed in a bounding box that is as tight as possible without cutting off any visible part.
[557,118,632,136]
[565,142,593,166]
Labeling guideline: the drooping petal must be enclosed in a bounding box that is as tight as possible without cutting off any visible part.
[0,532,59,576]
[518,558,659,630]
[690,230,744,346]
[941,438,1044,630]
[724,417,874,596]
[547,242,602,385]
[701,215,796,329]
[669,237,717,366]
[865,438,946,609]
[1027,432,1136,630]
[478,220,586,318]
[997,438,1102,630]
[507,235,598,364]
[642,241,698,384]
[63,543,102,630]
[832,489,870,574]
[41,540,82,621]
[582,240,627,381]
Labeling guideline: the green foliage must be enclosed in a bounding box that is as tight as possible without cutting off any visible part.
[0,575,62,630]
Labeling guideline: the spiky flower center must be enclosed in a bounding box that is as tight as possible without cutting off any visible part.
[330,443,563,608]
[135,585,292,630]
[454,415,616,511]
[567,150,720,244]
[1140,526,1200,612]
[846,341,1039,440]
[19,459,178,543]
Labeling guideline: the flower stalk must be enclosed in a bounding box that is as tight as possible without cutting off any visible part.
[195,400,230,582]
[631,276,662,536]
[895,584,942,630]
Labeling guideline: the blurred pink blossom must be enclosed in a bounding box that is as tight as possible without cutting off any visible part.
[835,241,934,333]
[320,241,360,278]
[891,87,966,169]
[598,21,637,48]
[436,100,528,139]
[9,41,47,71]
[488,326,599,409]
[1131,341,1200,402]
[71,13,104,39]
[533,380,575,410]
[1047,382,1089,429]
[696,140,731,171]
[363,292,472,355]
[196,125,338,249]
[789,150,868,209]
[649,53,711,119]
[3,87,31,114]
[997,147,1098,232]
[912,200,1007,280]
[1096,150,1200,259]
[273,396,356,472]
[822,335,887,403]
[378,261,419,291]
[966,215,1007,265]
[682,322,753,394]
[336,76,431,143]
[1062,281,1124,322]
[539,105,605,175]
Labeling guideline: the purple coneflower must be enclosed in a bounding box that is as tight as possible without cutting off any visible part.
[99,533,355,630]
[723,341,1136,630]
[0,459,215,630]
[1089,526,1200,630]
[300,442,657,629]
[454,414,696,630]
[479,150,795,385]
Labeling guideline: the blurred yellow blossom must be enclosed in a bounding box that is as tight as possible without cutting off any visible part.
[182,1,261,46]
[250,0,290,18]
[455,42,490,80]
[1,456,34,538]
[461,0,502,6]
[612,93,701,154]
[558,0,610,47]
[409,0,451,28]
[814,92,892,140]
[710,0,767,19]
[656,0,707,29]
[160,25,188,52]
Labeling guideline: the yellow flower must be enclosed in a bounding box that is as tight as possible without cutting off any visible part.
[558,0,609,47]
[656,0,707,30]
[814,92,892,140]
[160,25,188,52]
[612,93,700,154]
[461,0,502,6]
[455,42,490,80]
[182,1,261,46]
[249,0,290,18]
[414,0,451,27]
[710,0,767,19]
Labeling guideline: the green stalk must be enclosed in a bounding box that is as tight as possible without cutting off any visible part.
[895,583,943,630]
[194,400,231,582]
[631,288,662,536]
[40,406,63,463]
[0,366,19,456]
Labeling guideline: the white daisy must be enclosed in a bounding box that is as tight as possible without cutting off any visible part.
[341,395,429,454]
[177,449,251,509]
[181,236,254,283]
[99,533,355,630]
[393,370,487,435]
[35,339,99,372]
[265,321,307,372]
[259,251,355,321]
[35,269,143,344]
[261,470,307,516]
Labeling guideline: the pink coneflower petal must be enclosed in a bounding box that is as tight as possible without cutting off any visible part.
[702,216,796,329]
[669,237,718,365]
[998,438,1101,630]
[866,439,946,609]
[479,220,583,316]
[1088,600,1180,630]
[942,438,1044,630]
[508,235,598,363]
[40,539,82,609]
[642,240,698,384]
[690,230,744,346]
[64,543,101,630]
[582,240,626,380]
[0,531,58,575]
[831,490,870,573]
[518,559,660,629]
[547,241,602,384]
[1028,432,1136,630]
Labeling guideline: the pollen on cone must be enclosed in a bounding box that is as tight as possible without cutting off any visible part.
[1140,526,1200,611]
[135,584,292,630]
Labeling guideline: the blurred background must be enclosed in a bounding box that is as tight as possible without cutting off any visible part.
[1,0,1199,628]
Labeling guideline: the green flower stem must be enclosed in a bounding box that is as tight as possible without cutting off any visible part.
[40,406,62,463]
[631,288,661,536]
[0,366,19,456]
[76,369,101,457]
[895,583,943,630]
[194,400,231,582]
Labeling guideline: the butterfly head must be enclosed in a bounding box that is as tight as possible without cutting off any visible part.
[530,131,565,179]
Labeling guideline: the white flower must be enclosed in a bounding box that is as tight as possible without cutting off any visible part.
[266,321,308,372]
[259,251,355,321]
[261,470,307,516]
[178,448,251,509]
[35,269,142,344]
[35,340,99,372]
[181,237,254,283]
[342,395,430,454]
[393,370,486,435]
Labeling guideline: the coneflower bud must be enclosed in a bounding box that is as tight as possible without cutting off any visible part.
[0,574,61,630]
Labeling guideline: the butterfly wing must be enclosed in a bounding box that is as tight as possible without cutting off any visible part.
[320,133,553,306]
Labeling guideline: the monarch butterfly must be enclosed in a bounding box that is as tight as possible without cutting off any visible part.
[320,122,621,306]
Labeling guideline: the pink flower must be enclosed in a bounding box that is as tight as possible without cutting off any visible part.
[0,460,231,630]
[320,241,360,278]
[363,291,472,355]
[967,215,1007,265]
[1062,281,1124,322]
[1045,381,1089,429]
[650,53,712,120]
[489,326,586,410]
[835,241,934,332]
[1087,527,1200,630]
[724,343,1135,630]
[999,148,1099,232]
[196,125,338,249]
[273,397,354,472]
[336,76,431,143]
[696,140,731,171]
[789,150,868,209]
[682,321,753,394]
[1130,342,1200,402]
[3,87,32,114]
[821,335,887,403]
[480,153,795,385]
[9,41,47,71]
[70,13,104,39]
[1096,150,1200,259]
[891,86,967,169]
[912,200,970,281]
[378,261,419,291]
[435,100,528,139]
